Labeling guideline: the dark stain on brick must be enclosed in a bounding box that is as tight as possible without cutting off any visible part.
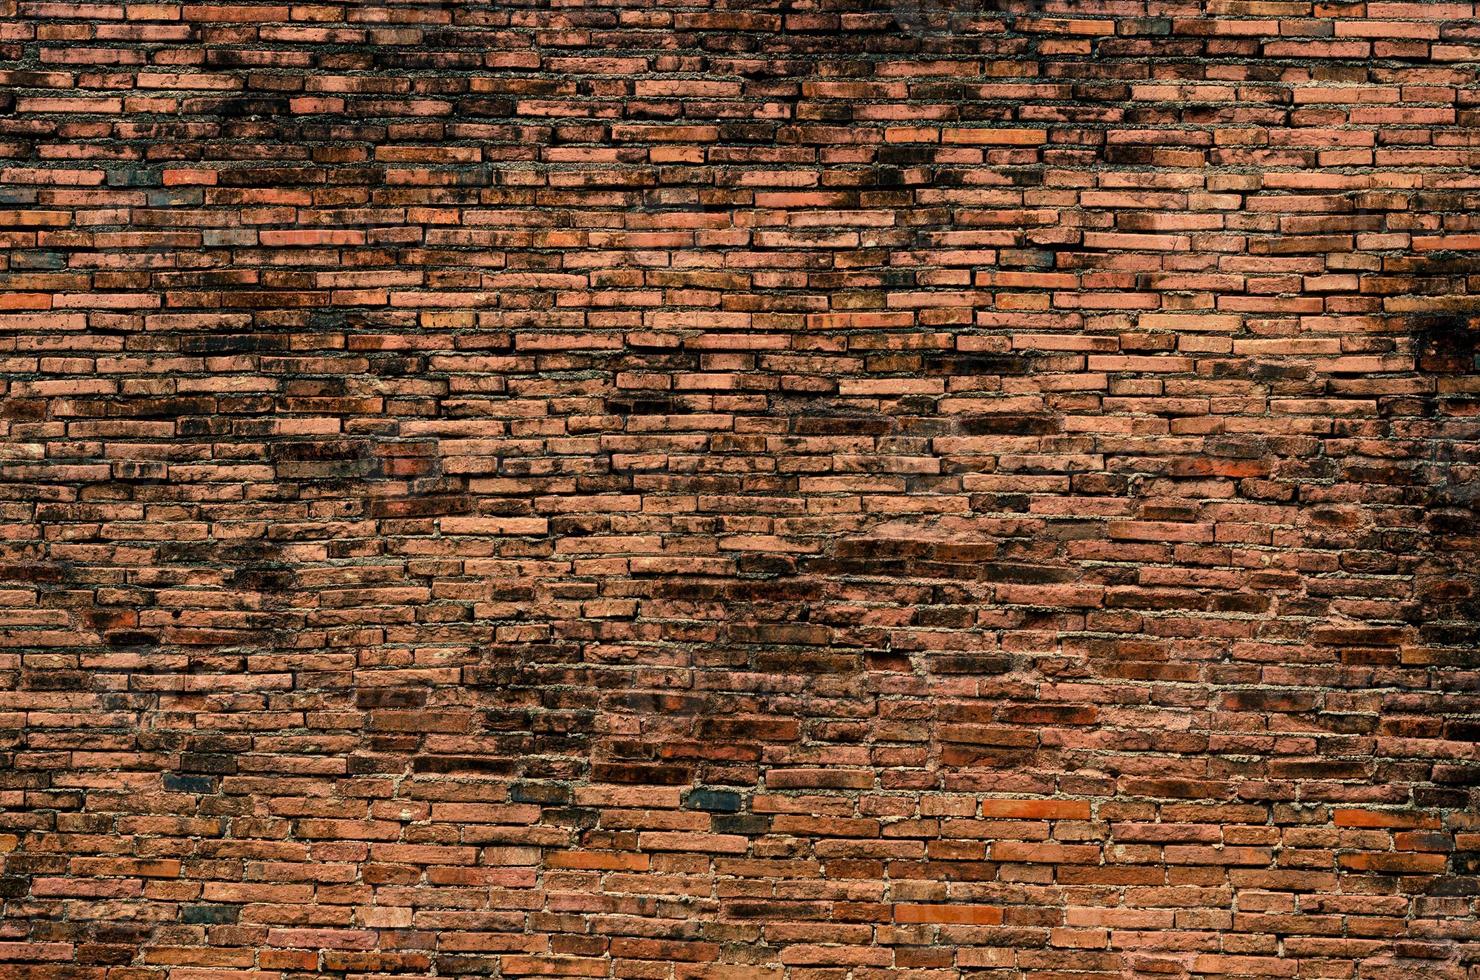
[922,353,1030,376]
[182,905,239,925]
[604,396,692,415]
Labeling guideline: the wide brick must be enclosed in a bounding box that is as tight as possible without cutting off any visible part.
[894,903,1004,925]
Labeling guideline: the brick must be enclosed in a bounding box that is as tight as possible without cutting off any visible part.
[893,903,1003,924]
[980,799,1093,820]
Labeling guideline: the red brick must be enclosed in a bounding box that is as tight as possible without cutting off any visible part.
[894,903,1003,925]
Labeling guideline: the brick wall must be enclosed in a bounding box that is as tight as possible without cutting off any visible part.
[2,0,1478,977]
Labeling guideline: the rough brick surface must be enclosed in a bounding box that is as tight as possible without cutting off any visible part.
[1,0,1479,977]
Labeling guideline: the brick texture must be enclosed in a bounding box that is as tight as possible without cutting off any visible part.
[1,0,1479,977]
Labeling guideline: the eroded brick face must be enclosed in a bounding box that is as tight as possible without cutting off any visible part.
[1,1,1478,977]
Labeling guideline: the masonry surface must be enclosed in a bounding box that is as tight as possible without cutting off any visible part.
[1,0,1479,977]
